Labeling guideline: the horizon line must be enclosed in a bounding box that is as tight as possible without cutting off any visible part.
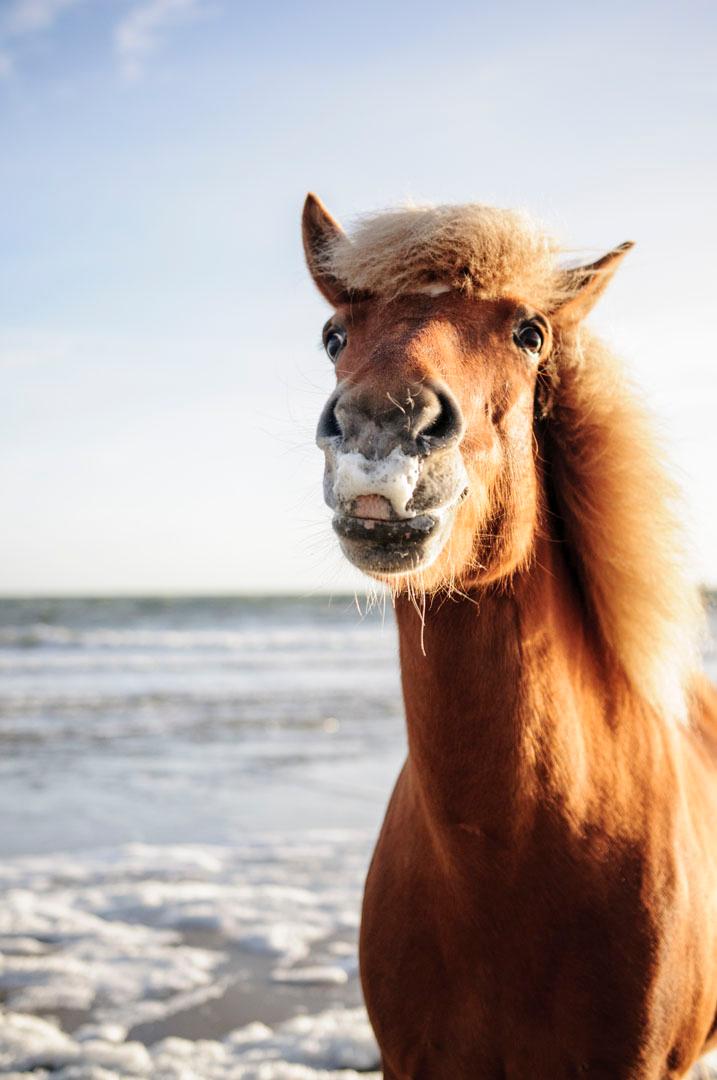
[0,588,715,601]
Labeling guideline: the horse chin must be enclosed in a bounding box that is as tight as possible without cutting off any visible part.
[332,508,455,581]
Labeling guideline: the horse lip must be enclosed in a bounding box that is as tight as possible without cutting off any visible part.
[333,512,439,542]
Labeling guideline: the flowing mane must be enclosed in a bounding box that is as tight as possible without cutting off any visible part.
[319,202,703,721]
[544,328,702,721]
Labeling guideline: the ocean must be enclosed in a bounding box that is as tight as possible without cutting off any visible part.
[1,595,715,1078]
[0,595,404,857]
[0,595,404,1078]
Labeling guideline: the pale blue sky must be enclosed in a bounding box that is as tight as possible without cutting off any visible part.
[1,0,716,593]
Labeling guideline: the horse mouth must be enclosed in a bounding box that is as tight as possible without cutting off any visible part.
[332,511,445,575]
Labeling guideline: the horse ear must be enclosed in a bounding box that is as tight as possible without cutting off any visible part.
[552,242,634,326]
[302,193,348,306]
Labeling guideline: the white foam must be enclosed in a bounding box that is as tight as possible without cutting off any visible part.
[333,447,420,518]
[0,1006,380,1078]
[0,835,379,1076]
[271,965,350,985]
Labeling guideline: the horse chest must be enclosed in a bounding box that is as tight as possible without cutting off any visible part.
[358,786,703,1078]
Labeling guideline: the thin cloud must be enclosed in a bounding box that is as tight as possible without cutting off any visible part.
[0,0,84,74]
[114,0,205,81]
[2,0,82,35]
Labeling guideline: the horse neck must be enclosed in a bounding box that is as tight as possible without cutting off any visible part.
[394,535,614,837]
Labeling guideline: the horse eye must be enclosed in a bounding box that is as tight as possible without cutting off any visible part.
[515,324,544,355]
[325,329,346,362]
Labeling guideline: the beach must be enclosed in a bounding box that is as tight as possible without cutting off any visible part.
[1,595,715,1077]
[0,596,403,1077]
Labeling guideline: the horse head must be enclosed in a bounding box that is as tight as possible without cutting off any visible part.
[303,193,632,592]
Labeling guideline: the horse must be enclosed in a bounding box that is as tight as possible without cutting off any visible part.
[302,193,717,1079]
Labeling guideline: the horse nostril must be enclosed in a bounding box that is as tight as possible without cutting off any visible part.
[418,387,465,446]
[316,394,342,442]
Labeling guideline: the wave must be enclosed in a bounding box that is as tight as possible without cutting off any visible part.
[0,622,394,652]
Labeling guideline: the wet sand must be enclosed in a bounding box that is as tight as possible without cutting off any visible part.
[131,951,364,1045]
[22,929,366,1050]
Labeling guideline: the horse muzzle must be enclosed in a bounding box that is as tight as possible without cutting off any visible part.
[317,380,468,577]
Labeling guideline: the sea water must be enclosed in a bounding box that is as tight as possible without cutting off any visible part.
[0,595,402,1077]
[0,595,404,857]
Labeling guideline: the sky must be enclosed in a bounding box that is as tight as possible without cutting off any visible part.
[1,0,716,594]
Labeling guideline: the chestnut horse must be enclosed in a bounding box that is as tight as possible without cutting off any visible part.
[302,194,717,1079]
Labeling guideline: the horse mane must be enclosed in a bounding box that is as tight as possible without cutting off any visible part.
[322,202,563,308]
[322,201,703,721]
[543,330,703,723]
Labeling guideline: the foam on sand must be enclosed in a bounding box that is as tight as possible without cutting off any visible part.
[0,833,380,1078]
[0,1006,380,1078]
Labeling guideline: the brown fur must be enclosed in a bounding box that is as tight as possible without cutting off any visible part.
[544,329,702,721]
[322,202,562,307]
[308,194,702,722]
[303,194,717,1078]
